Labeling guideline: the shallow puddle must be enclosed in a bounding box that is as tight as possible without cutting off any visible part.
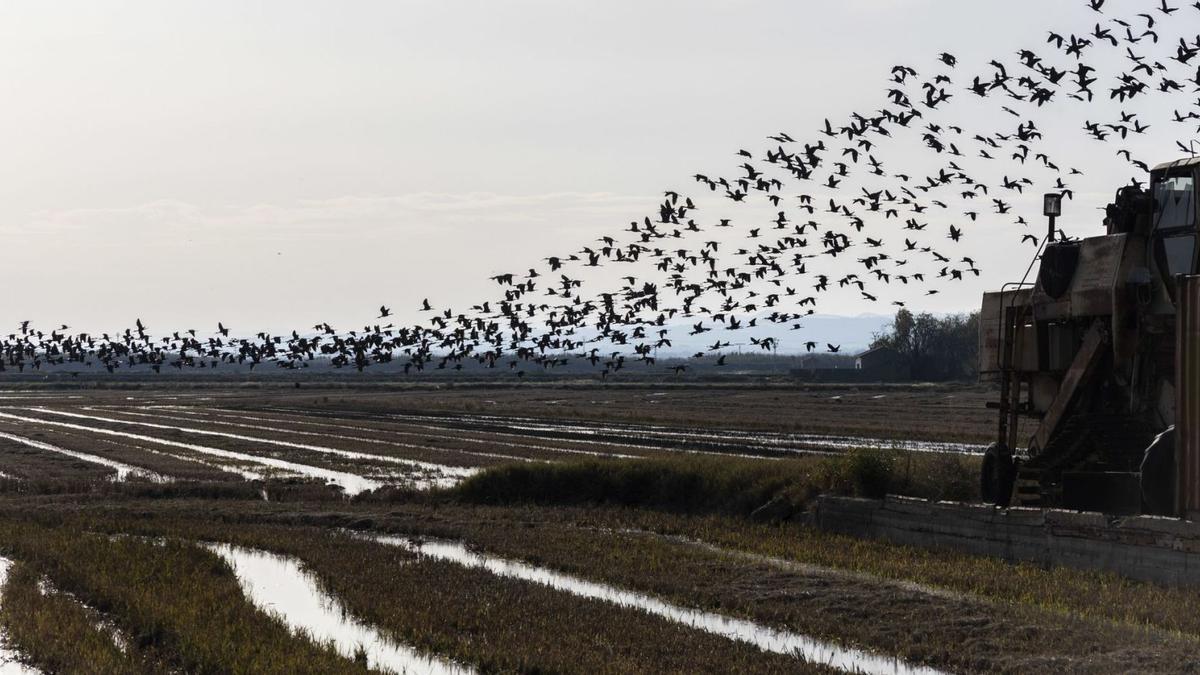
[207,543,473,675]
[0,430,169,483]
[0,558,43,675]
[371,535,948,675]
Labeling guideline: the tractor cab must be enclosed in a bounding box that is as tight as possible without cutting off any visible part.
[1150,158,1200,298]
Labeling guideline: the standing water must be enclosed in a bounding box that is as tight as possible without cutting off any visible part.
[0,431,168,483]
[0,411,378,496]
[370,535,949,675]
[206,543,473,675]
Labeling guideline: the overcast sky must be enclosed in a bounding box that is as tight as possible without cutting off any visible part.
[0,1,1186,336]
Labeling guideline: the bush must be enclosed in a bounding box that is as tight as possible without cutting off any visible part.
[450,450,981,518]
[826,448,896,499]
[451,456,822,517]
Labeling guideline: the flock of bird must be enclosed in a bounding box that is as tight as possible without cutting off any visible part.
[4,0,1200,378]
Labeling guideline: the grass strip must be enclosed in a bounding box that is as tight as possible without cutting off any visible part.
[0,521,370,675]
[385,514,1199,672]
[0,511,830,674]
[187,524,830,674]
[14,498,1200,644]
[620,510,1200,638]
[23,503,1188,674]
[0,560,164,674]
[393,502,1200,643]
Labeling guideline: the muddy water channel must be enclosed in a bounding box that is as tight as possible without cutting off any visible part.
[31,408,477,491]
[0,411,378,495]
[314,409,988,457]
[0,430,169,483]
[370,535,948,675]
[207,544,473,675]
[0,559,41,675]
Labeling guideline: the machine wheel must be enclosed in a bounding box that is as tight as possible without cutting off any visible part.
[1140,426,1176,516]
[981,443,1015,507]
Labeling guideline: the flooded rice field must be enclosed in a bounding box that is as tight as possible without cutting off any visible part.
[0,430,169,483]
[335,408,990,456]
[0,384,995,497]
[0,383,1177,674]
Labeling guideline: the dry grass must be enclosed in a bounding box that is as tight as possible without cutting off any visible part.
[6,502,1200,673]
[225,525,823,674]
[421,503,1200,643]
[0,521,370,674]
[343,507,1200,674]
[0,511,826,674]
[251,383,1008,443]
[0,561,167,674]
[448,450,980,517]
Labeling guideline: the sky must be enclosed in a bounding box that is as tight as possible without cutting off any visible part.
[0,0,1190,339]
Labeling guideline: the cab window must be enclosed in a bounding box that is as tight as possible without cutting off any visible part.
[1154,174,1196,231]
[1162,234,1197,278]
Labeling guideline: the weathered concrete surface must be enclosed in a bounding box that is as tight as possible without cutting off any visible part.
[814,495,1200,586]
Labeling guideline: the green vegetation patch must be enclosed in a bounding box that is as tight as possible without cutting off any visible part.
[450,450,979,518]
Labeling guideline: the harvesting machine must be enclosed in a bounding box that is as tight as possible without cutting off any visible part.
[980,156,1200,516]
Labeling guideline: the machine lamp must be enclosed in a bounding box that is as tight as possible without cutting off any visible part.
[1043,192,1063,242]
[1043,193,1063,218]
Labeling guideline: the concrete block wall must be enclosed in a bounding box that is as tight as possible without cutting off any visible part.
[814,495,1200,586]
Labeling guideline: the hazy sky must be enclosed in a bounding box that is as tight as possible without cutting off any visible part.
[0,1,1185,335]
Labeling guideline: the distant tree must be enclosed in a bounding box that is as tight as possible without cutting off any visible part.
[889,308,915,356]
[871,309,979,381]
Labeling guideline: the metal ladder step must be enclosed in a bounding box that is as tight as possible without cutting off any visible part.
[1014,467,1044,506]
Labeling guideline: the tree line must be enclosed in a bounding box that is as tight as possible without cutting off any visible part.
[870,309,979,382]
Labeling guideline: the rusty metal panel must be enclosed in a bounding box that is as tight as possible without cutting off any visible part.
[1031,320,1106,453]
[1073,234,1128,315]
[980,288,1034,373]
[1033,234,1128,321]
[1177,275,1200,518]
[980,291,1007,373]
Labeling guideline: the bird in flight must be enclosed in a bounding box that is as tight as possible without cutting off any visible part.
[10,0,1198,378]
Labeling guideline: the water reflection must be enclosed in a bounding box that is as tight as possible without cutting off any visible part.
[0,430,168,483]
[0,411,376,496]
[207,543,473,675]
[371,535,948,675]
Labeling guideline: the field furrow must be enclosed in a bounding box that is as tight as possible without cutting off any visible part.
[0,410,381,495]
[0,432,119,482]
[151,406,656,461]
[90,406,529,468]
